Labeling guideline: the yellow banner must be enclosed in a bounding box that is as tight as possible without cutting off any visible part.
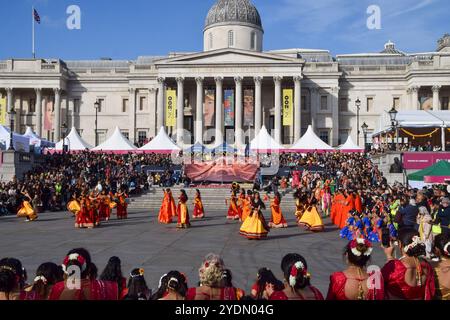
[282,89,293,126]
[166,89,176,127]
[0,97,6,126]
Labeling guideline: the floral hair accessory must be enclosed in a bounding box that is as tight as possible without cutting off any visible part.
[158,273,168,288]
[349,238,373,257]
[34,275,47,284]
[62,253,87,273]
[289,261,306,287]
[403,236,424,254]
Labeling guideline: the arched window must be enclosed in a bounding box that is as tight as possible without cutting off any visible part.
[251,32,256,50]
[228,30,234,47]
[209,33,213,49]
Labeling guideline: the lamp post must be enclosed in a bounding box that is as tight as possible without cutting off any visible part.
[388,106,398,151]
[8,108,16,151]
[355,98,361,146]
[61,122,67,154]
[94,100,100,147]
[361,122,369,152]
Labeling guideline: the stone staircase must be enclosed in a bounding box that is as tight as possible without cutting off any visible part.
[129,186,299,212]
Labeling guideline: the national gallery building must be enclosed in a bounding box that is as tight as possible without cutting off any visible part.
[0,0,450,148]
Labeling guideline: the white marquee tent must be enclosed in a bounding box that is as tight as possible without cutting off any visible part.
[289,125,334,152]
[24,126,55,148]
[139,127,181,153]
[55,127,93,151]
[92,126,137,153]
[250,126,283,152]
[338,136,364,153]
[0,125,30,152]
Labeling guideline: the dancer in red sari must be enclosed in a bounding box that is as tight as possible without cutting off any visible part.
[49,248,118,300]
[158,189,176,224]
[177,189,190,229]
[192,189,205,219]
[381,229,435,300]
[226,191,240,220]
[115,189,128,220]
[75,193,90,228]
[268,192,288,228]
[98,190,112,222]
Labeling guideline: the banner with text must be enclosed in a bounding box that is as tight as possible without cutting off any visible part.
[282,89,293,126]
[203,89,215,127]
[244,89,254,126]
[224,89,235,127]
[165,89,176,127]
[0,97,6,126]
[44,100,53,131]
[403,152,450,170]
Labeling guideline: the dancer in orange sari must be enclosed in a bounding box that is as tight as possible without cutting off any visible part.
[192,189,205,219]
[241,190,253,222]
[339,190,355,229]
[177,189,190,229]
[226,191,240,220]
[158,188,177,224]
[115,189,128,220]
[268,192,288,228]
[331,189,345,227]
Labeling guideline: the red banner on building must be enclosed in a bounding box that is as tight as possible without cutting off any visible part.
[185,161,258,183]
[403,152,450,170]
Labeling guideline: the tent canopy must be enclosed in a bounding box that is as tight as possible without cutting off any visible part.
[0,125,30,152]
[290,125,334,152]
[139,127,181,153]
[338,136,364,152]
[24,126,55,148]
[408,160,450,182]
[184,142,212,153]
[211,142,237,154]
[250,126,283,152]
[55,127,93,151]
[92,127,136,153]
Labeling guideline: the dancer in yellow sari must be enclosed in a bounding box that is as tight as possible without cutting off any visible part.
[177,189,191,229]
[17,190,38,222]
[67,194,81,216]
[297,192,324,232]
[240,192,269,240]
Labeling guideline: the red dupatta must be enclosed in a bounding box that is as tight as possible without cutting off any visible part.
[49,279,118,300]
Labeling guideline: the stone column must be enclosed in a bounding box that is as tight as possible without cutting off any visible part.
[6,88,13,128]
[331,86,340,147]
[273,76,283,144]
[411,86,419,110]
[148,87,157,137]
[293,76,302,142]
[254,76,262,137]
[310,87,319,132]
[176,77,184,144]
[234,76,243,147]
[129,88,136,144]
[54,88,62,141]
[157,77,165,130]
[195,77,204,143]
[432,85,441,110]
[35,88,42,136]
[215,76,224,144]
[67,98,74,129]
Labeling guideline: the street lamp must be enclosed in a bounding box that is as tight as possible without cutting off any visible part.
[94,100,100,146]
[388,106,398,151]
[355,98,361,146]
[61,122,67,154]
[8,108,16,151]
[361,122,369,152]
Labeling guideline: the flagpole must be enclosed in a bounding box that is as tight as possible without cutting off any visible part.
[32,6,35,59]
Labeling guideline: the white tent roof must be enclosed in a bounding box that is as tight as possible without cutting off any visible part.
[139,127,180,153]
[250,126,283,151]
[338,136,364,152]
[0,125,30,152]
[290,125,334,152]
[55,127,93,151]
[24,127,40,146]
[92,126,136,152]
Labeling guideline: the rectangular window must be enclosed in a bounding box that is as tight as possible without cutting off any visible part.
[29,99,36,113]
[138,131,147,146]
[301,95,307,111]
[73,99,80,114]
[441,97,449,110]
[393,97,400,109]
[367,97,374,112]
[339,97,348,112]
[121,131,129,140]
[319,130,329,144]
[122,99,129,113]
[321,96,328,110]
[97,98,104,113]
[139,96,146,111]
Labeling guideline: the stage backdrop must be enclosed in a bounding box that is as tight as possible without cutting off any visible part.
[203,89,215,127]
[403,152,450,170]
[166,89,176,127]
[185,160,258,183]
[224,89,235,127]
[0,97,6,125]
[244,89,254,126]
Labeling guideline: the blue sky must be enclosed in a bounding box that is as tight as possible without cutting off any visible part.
[1,0,448,60]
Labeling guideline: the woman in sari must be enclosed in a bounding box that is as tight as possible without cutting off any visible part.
[177,189,190,229]
[67,193,81,216]
[297,192,324,232]
[75,193,90,229]
[268,192,287,228]
[17,190,38,222]
[338,190,356,229]
[98,190,112,222]
[240,192,269,240]
[24,262,63,300]
[251,268,287,300]
[240,190,253,222]
[124,268,152,300]
[158,189,175,224]
[327,239,384,300]
[432,234,450,300]
[88,191,100,228]
[226,191,240,220]
[154,271,188,300]
[115,189,128,220]
[281,253,324,300]
[49,248,118,300]
[321,186,332,217]
[238,189,246,220]
[192,189,205,219]
[381,228,435,300]
[0,258,27,300]
[99,256,127,300]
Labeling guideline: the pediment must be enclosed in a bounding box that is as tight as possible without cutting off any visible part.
[157,49,301,65]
